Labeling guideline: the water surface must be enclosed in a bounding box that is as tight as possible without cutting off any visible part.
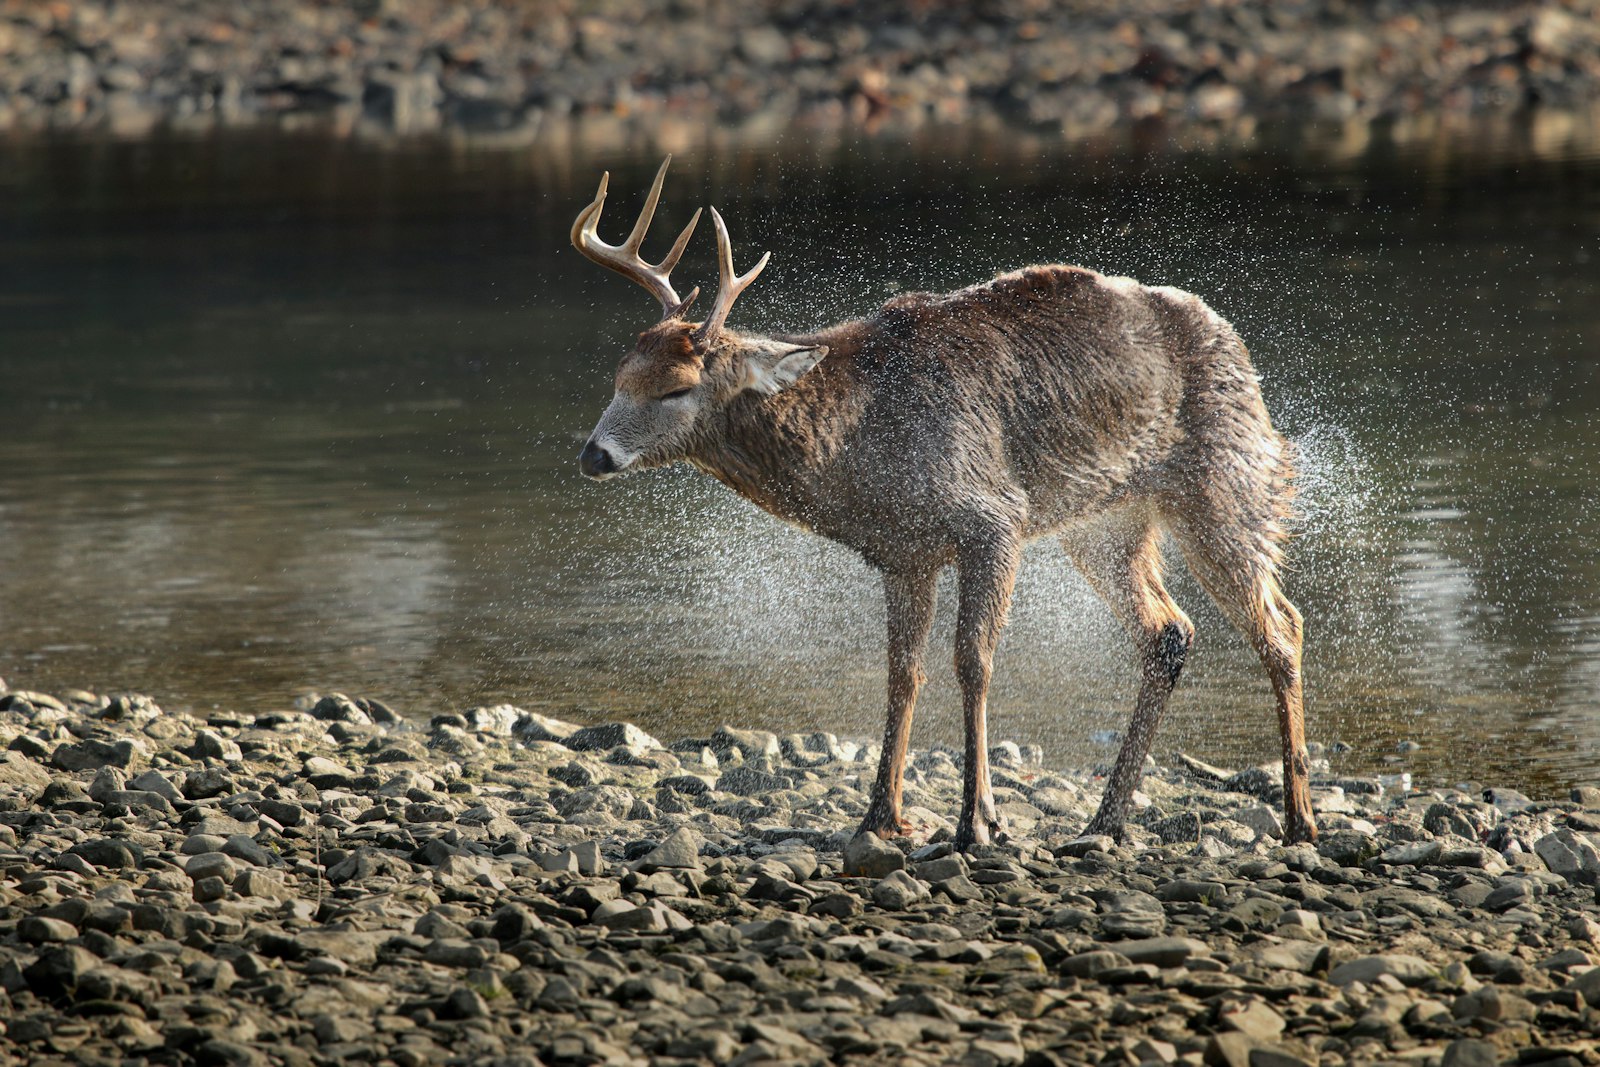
[1,125,1597,794]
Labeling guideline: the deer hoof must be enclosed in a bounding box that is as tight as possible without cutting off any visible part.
[954,814,1005,852]
[1081,814,1128,844]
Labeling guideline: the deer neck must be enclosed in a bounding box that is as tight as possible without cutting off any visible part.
[687,350,857,527]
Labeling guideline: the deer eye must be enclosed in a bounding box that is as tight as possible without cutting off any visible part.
[660,388,693,401]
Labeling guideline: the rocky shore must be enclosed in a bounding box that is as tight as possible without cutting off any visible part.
[3,1,1599,142]
[4,685,1600,1067]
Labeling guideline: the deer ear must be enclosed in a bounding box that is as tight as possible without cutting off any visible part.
[743,344,827,396]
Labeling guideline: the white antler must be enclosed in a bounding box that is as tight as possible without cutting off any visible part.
[571,155,702,318]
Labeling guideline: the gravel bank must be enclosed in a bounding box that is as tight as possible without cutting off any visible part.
[3,1,1599,141]
[4,684,1600,1066]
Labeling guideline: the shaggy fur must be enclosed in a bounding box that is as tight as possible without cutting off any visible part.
[582,254,1318,849]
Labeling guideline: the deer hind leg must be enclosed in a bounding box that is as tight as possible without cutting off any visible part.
[1064,516,1195,843]
[858,567,938,838]
[1171,513,1319,845]
[952,534,1022,850]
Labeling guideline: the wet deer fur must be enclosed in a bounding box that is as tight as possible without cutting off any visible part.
[573,158,1318,849]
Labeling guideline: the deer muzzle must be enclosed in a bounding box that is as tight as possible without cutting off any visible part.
[578,439,619,480]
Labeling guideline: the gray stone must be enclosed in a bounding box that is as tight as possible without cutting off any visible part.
[1250,941,1329,974]
[593,899,663,932]
[129,770,183,802]
[1117,936,1208,967]
[311,693,371,724]
[637,827,701,871]
[842,832,905,878]
[1235,805,1285,839]
[1057,834,1116,857]
[325,847,412,884]
[66,838,142,870]
[1063,949,1131,978]
[872,869,931,910]
[302,755,355,788]
[52,736,144,771]
[566,721,661,752]
[1099,891,1166,939]
[716,766,789,796]
[1440,1039,1499,1067]
[914,855,969,883]
[658,774,712,795]
[1565,964,1600,1002]
[19,915,78,944]
[1534,829,1600,883]
[258,798,305,826]
[514,709,581,742]
[1378,840,1443,865]
[1328,954,1438,987]
[1219,999,1286,1042]
[710,725,781,761]
[933,875,983,903]
[185,851,239,882]
[0,750,53,792]
[23,945,99,996]
[194,729,243,762]
[1316,829,1380,867]
[234,869,290,898]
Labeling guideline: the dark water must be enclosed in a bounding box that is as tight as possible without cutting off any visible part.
[2,124,1597,794]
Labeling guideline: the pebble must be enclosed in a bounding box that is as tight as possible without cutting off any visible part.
[5,690,1600,1067]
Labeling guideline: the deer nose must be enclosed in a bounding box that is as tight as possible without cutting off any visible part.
[579,440,618,479]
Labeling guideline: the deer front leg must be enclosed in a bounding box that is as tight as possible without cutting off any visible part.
[858,568,937,838]
[953,536,1021,851]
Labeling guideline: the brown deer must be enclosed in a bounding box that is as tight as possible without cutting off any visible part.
[571,157,1318,850]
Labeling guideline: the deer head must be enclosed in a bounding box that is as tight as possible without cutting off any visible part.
[571,157,827,480]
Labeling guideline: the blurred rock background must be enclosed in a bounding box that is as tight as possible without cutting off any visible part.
[1,0,1597,141]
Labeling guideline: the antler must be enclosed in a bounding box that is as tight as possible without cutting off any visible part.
[571,155,702,319]
[692,206,771,348]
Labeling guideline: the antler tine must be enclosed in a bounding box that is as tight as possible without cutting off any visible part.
[694,206,771,347]
[571,156,700,318]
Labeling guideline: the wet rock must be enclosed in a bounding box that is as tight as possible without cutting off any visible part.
[567,721,661,752]
[51,737,144,771]
[1098,891,1166,939]
[23,945,99,997]
[1218,999,1285,1042]
[1118,936,1208,967]
[193,728,243,761]
[1328,954,1438,987]
[513,709,581,743]
[1452,985,1536,1022]
[636,827,702,871]
[709,725,781,762]
[1534,829,1600,883]
[65,838,141,870]
[716,766,789,796]
[1441,1039,1500,1067]
[1063,949,1131,978]
[843,832,905,877]
[1316,829,1380,867]
[19,915,78,943]
[873,869,931,909]
[312,693,371,724]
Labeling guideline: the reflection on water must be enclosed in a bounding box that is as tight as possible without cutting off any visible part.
[0,124,1597,794]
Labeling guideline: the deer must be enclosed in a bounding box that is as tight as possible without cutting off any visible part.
[569,157,1319,851]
